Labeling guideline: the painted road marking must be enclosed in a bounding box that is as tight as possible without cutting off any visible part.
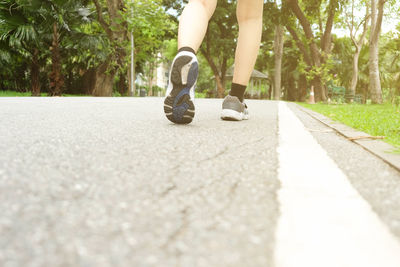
[274,102,400,267]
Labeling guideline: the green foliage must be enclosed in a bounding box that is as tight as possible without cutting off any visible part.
[330,36,353,88]
[0,0,105,94]
[162,39,178,62]
[298,54,334,84]
[0,0,399,100]
[195,92,207,98]
[380,31,400,103]
[201,0,237,65]
[125,0,175,72]
[256,1,279,75]
[196,52,216,95]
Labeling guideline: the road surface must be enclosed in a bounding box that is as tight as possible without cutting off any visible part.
[1,97,400,267]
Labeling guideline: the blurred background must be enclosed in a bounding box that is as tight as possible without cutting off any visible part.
[0,0,399,105]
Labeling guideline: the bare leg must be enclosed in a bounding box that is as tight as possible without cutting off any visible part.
[221,0,262,121]
[165,0,217,124]
[178,0,217,52]
[232,0,263,85]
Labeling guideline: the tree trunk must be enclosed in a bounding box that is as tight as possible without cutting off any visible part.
[82,68,96,95]
[106,0,128,68]
[349,48,361,101]
[92,62,115,96]
[201,49,226,98]
[31,48,40,96]
[49,23,64,96]
[321,0,336,57]
[362,82,369,104]
[369,0,385,104]
[298,75,308,102]
[369,41,382,103]
[215,75,226,98]
[117,73,127,96]
[93,0,128,96]
[286,0,333,102]
[348,3,370,103]
[273,24,284,100]
[312,77,324,102]
[148,61,155,96]
[287,75,296,101]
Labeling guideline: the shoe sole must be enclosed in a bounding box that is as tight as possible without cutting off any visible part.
[164,55,198,124]
[221,109,249,121]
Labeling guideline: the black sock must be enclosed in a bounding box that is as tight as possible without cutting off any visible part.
[178,46,196,55]
[229,83,246,102]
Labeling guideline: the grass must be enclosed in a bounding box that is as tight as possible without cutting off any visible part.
[195,92,207,98]
[299,103,400,151]
[0,90,92,97]
[0,90,47,97]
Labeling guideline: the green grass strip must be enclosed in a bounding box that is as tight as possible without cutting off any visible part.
[0,91,92,97]
[299,103,400,151]
[0,90,46,97]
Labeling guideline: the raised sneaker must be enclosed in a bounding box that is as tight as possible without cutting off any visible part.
[164,51,198,124]
[221,95,249,121]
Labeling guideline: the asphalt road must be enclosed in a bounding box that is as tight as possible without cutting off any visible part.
[0,97,399,267]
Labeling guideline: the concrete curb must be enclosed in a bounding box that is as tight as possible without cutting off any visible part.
[294,103,400,173]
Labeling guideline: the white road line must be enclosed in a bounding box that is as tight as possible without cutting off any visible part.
[274,102,400,267]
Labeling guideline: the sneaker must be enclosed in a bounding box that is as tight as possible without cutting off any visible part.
[164,51,198,124]
[221,95,249,121]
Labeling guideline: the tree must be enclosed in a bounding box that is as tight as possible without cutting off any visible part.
[0,0,96,96]
[0,0,42,95]
[344,0,370,102]
[273,25,284,100]
[199,1,237,98]
[46,0,93,96]
[91,0,174,96]
[60,15,110,95]
[48,22,64,96]
[330,36,354,89]
[284,0,342,101]
[379,30,400,103]
[273,17,284,99]
[265,0,285,100]
[126,0,175,96]
[282,38,307,101]
[0,39,31,93]
[92,0,128,96]
[369,0,386,104]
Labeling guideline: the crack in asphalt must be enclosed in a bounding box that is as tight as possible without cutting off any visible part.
[159,137,266,199]
[161,207,189,250]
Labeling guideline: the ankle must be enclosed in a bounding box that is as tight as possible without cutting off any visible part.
[178,46,196,55]
[229,83,246,102]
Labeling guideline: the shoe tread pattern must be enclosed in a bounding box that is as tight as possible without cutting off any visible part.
[164,55,197,124]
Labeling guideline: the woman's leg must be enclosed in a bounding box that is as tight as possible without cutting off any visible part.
[232,0,263,91]
[164,0,217,124]
[178,0,217,52]
[221,0,263,121]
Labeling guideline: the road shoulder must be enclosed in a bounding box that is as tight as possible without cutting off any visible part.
[288,102,400,241]
[296,103,400,172]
